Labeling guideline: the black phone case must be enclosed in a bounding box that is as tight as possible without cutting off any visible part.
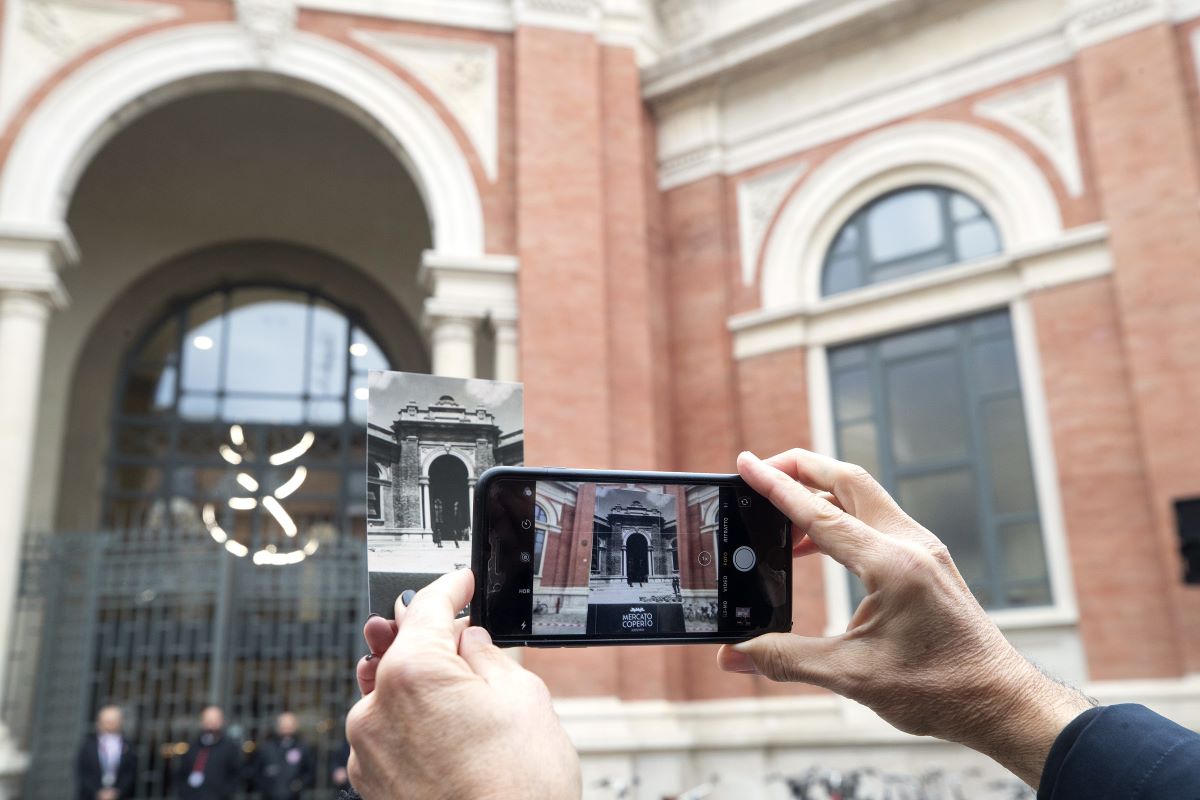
[470,466,793,647]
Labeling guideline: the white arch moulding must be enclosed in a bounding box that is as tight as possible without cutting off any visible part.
[757,120,1064,310]
[421,446,476,478]
[0,24,486,257]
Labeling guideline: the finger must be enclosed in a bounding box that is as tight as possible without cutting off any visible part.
[363,615,397,657]
[762,449,900,522]
[718,632,846,689]
[356,654,381,696]
[739,452,883,575]
[794,535,820,558]
[458,625,519,684]
[392,569,476,658]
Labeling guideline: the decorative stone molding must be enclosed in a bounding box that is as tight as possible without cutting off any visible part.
[0,221,77,308]
[975,77,1083,198]
[352,31,498,181]
[0,26,485,257]
[0,0,180,129]
[1066,0,1170,50]
[235,0,296,61]
[512,0,602,33]
[736,161,806,287]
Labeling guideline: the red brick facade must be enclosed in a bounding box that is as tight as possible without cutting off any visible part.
[4,7,1200,705]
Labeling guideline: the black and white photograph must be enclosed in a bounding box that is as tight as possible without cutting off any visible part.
[366,370,524,617]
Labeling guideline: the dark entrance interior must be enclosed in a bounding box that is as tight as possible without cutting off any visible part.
[626,533,649,585]
[429,455,469,546]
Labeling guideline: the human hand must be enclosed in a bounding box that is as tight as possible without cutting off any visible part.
[346,570,581,800]
[718,449,1093,787]
[97,790,117,800]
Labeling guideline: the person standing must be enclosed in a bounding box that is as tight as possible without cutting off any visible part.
[174,706,243,800]
[75,705,137,800]
[254,712,315,800]
[432,498,444,548]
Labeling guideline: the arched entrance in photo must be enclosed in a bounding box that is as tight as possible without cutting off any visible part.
[626,532,650,586]
[428,454,469,547]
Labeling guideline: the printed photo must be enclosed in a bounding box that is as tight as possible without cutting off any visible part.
[366,370,523,617]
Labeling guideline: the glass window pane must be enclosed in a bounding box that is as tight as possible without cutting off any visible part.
[829,344,867,369]
[225,289,307,395]
[867,189,944,263]
[832,224,859,255]
[970,311,1010,339]
[178,394,218,421]
[1000,521,1051,607]
[832,369,871,421]
[135,314,178,365]
[838,421,880,478]
[350,373,370,424]
[308,302,348,397]
[886,353,970,466]
[122,362,173,415]
[950,193,984,221]
[974,337,1020,395]
[351,328,390,374]
[878,324,956,359]
[823,255,862,295]
[982,396,1039,515]
[955,219,1001,261]
[221,396,304,425]
[897,469,985,593]
[307,399,345,426]
[180,293,225,393]
[870,250,955,283]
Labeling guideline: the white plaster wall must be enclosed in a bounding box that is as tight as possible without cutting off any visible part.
[718,0,1068,148]
[28,86,434,530]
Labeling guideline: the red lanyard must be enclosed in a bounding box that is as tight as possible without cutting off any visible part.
[191,747,210,776]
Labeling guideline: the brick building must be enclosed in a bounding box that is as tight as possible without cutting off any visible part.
[1,0,1200,797]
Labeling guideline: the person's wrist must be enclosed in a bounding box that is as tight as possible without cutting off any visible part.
[960,654,1094,788]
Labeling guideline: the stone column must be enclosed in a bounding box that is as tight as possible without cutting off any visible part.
[0,224,74,800]
[429,315,476,379]
[493,316,519,382]
[419,478,430,535]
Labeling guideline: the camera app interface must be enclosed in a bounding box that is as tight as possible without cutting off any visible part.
[484,479,789,640]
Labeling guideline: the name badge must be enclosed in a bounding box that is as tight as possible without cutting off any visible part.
[286,748,301,765]
[188,772,205,789]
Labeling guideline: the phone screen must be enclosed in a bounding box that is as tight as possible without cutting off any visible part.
[475,471,792,645]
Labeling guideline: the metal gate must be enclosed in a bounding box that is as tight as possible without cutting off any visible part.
[4,524,366,799]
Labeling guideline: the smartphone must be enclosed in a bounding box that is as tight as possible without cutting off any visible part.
[470,467,792,647]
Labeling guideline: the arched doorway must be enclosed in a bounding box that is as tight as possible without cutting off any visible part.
[428,454,469,548]
[626,532,650,586]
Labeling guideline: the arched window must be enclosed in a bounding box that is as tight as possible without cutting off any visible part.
[822,186,1002,296]
[107,284,391,559]
[822,188,1047,611]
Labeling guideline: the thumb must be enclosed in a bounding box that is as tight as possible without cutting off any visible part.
[458,625,519,685]
[718,632,845,688]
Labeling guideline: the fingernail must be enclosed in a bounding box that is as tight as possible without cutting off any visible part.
[364,653,375,662]
[367,613,381,620]
[400,589,416,607]
[722,649,759,674]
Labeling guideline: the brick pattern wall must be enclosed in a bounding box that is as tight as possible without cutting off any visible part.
[1076,24,1200,673]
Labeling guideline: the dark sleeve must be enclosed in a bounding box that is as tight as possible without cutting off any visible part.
[1038,703,1200,800]
[117,746,137,797]
[77,740,99,797]
[301,745,317,788]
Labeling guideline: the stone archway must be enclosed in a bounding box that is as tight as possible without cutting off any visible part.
[625,532,650,586]
[428,454,470,548]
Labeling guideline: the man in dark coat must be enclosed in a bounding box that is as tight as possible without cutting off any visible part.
[254,712,315,800]
[76,705,137,800]
[174,706,243,800]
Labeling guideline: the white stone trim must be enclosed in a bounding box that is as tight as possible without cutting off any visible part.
[757,121,1064,311]
[0,221,77,307]
[513,0,602,33]
[735,161,807,287]
[975,76,1084,198]
[298,0,515,32]
[556,675,1200,754]
[1067,0,1171,50]
[0,24,486,256]
[419,251,520,322]
[351,30,499,181]
[732,225,1111,359]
